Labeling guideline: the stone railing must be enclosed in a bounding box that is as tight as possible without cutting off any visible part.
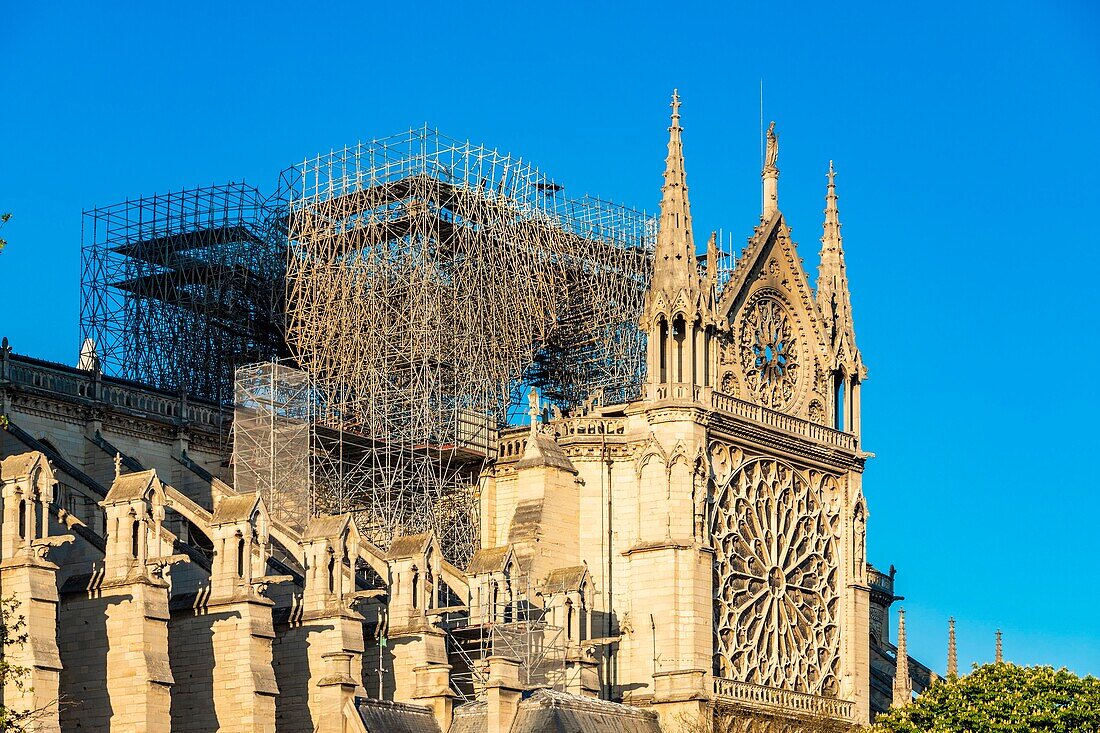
[3,353,228,432]
[712,678,855,721]
[710,391,857,451]
[868,566,895,598]
[551,416,627,440]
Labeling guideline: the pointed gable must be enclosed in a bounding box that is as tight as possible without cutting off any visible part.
[714,209,835,423]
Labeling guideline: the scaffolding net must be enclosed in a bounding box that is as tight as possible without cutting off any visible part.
[280,128,654,564]
[80,183,287,405]
[232,362,312,531]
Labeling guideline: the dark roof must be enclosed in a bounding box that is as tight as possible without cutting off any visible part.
[448,689,662,733]
[357,698,441,733]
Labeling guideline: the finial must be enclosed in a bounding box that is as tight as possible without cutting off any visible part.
[995,629,1003,664]
[670,89,681,122]
[827,159,836,186]
[527,388,540,436]
[114,452,122,480]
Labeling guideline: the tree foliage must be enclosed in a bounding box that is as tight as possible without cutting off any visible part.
[871,663,1100,733]
[0,212,10,254]
[0,596,32,732]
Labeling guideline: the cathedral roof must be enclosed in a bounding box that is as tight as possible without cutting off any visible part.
[449,689,661,733]
[356,698,441,733]
[542,565,588,592]
[211,494,261,525]
[302,513,353,542]
[103,469,161,504]
[0,451,47,482]
[386,532,433,560]
[466,545,513,575]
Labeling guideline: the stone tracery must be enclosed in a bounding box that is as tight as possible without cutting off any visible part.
[712,457,842,697]
[739,297,801,411]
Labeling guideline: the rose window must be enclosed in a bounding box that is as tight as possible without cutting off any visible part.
[712,458,841,696]
[740,297,800,410]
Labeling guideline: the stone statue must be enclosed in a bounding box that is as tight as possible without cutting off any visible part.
[854,504,866,576]
[527,388,539,433]
[765,121,779,170]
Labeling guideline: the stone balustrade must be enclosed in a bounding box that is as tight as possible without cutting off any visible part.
[2,353,228,431]
[712,677,855,721]
[710,390,857,451]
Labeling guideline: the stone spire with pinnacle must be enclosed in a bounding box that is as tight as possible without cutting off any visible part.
[892,608,913,708]
[816,161,863,377]
[642,91,717,394]
[947,617,958,677]
[650,90,701,298]
[995,630,1003,663]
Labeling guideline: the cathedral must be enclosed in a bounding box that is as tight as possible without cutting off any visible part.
[0,95,928,732]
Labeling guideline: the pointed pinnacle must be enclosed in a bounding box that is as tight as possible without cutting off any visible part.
[947,617,958,677]
[995,630,1003,664]
[671,89,681,121]
[892,607,912,707]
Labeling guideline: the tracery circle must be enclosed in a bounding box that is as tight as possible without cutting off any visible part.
[712,458,841,696]
[739,297,800,410]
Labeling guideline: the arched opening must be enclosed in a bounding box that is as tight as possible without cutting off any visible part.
[327,553,336,594]
[703,327,711,386]
[17,499,27,540]
[565,599,575,640]
[490,581,499,621]
[658,317,669,383]
[131,519,141,558]
[236,536,246,578]
[579,587,588,641]
[411,566,419,609]
[673,315,687,382]
[833,372,846,432]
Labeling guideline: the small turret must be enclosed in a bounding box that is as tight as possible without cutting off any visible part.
[995,629,1003,664]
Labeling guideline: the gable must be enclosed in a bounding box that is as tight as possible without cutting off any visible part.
[713,214,834,424]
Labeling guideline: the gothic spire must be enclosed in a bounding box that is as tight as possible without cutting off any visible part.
[815,161,863,377]
[995,630,1003,664]
[947,617,958,677]
[892,608,913,708]
[652,89,698,294]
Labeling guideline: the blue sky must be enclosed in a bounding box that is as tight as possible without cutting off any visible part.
[2,1,1099,678]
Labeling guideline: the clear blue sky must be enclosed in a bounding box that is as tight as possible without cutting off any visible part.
[2,1,1098,679]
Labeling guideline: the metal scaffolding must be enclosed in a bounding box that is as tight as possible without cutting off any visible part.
[232,361,312,531]
[279,128,654,564]
[80,183,288,405]
[80,128,655,566]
